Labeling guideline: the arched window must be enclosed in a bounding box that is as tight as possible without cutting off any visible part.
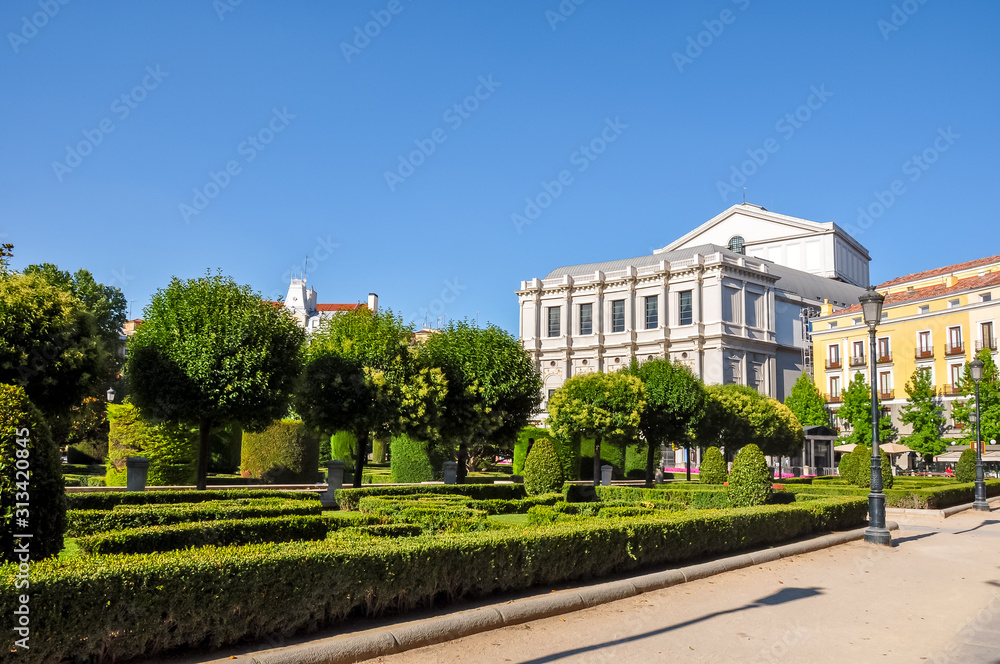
[728,235,745,255]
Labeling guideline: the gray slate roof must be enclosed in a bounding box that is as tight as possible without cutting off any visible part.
[543,243,866,308]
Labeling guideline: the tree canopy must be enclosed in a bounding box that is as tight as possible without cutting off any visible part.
[952,349,1000,445]
[547,371,645,486]
[783,373,829,427]
[899,368,947,462]
[623,357,705,486]
[296,306,446,487]
[125,273,305,489]
[837,373,895,446]
[696,384,803,461]
[417,320,542,457]
[0,272,106,415]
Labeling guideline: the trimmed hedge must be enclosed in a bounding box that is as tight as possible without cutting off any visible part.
[523,437,564,496]
[241,420,320,483]
[106,402,198,487]
[513,427,550,475]
[728,444,771,507]
[66,499,322,537]
[390,433,434,483]
[0,384,67,562]
[334,483,526,511]
[956,448,976,483]
[699,446,727,485]
[75,514,331,555]
[0,497,868,664]
[66,489,321,511]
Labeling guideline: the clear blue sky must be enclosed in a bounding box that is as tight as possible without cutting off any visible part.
[2,1,997,334]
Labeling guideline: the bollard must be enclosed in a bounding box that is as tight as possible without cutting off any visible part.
[600,464,613,486]
[443,461,458,485]
[655,467,664,485]
[321,459,345,508]
[125,457,150,492]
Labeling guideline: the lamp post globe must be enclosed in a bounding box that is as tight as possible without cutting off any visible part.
[106,387,116,403]
[970,358,989,511]
[861,286,891,545]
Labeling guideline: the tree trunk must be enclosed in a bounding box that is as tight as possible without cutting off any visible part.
[353,431,368,488]
[685,443,692,482]
[645,441,655,488]
[197,418,210,491]
[593,436,602,488]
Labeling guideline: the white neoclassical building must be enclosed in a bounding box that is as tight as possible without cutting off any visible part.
[517,204,869,410]
[279,278,378,333]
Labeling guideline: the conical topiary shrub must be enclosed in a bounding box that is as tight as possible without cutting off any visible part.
[849,445,894,489]
[956,447,976,483]
[523,437,564,496]
[727,443,771,507]
[699,446,728,485]
[838,451,857,484]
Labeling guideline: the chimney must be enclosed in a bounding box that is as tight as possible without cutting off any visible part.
[367,293,378,313]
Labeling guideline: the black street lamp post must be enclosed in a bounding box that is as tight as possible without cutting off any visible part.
[970,358,989,511]
[859,286,891,545]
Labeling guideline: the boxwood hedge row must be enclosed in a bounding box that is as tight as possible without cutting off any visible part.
[334,483,526,510]
[66,489,322,511]
[0,497,867,664]
[66,499,322,537]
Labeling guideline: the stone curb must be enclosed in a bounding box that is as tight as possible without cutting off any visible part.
[242,523,897,664]
[887,494,1000,519]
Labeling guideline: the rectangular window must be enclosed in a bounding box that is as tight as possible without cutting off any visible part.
[611,300,625,333]
[950,364,963,389]
[852,340,865,364]
[829,376,841,398]
[879,371,891,396]
[745,291,761,328]
[982,293,992,303]
[644,295,658,329]
[948,326,962,348]
[578,303,593,335]
[828,344,840,365]
[547,389,556,401]
[918,331,931,352]
[829,321,838,329]
[948,298,960,309]
[547,307,560,338]
[877,337,890,361]
[679,291,693,326]
[918,305,930,315]
[982,321,995,350]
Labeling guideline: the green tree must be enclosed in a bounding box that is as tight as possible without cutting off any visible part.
[418,320,542,470]
[899,368,947,462]
[952,350,1000,445]
[623,358,705,487]
[547,371,645,487]
[125,273,305,490]
[784,373,829,427]
[0,243,14,276]
[0,272,107,415]
[695,386,753,460]
[836,374,895,447]
[296,307,446,487]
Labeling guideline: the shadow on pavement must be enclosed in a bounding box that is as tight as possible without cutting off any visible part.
[952,520,1000,535]
[892,531,939,546]
[514,587,824,664]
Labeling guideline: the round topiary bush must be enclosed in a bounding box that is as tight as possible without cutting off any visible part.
[956,447,977,483]
[0,383,67,562]
[240,419,320,483]
[106,402,198,486]
[699,446,728,484]
[838,450,857,484]
[390,433,433,483]
[523,437,564,496]
[727,443,771,507]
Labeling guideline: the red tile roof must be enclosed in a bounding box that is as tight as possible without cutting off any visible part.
[877,254,1000,289]
[836,271,1000,315]
[316,303,366,312]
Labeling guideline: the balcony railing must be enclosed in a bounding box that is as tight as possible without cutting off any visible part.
[915,348,934,360]
[944,342,965,356]
[943,383,963,395]
[825,393,842,403]
[877,352,892,363]
[976,339,998,352]
[825,359,842,370]
[849,355,866,367]
[879,389,894,400]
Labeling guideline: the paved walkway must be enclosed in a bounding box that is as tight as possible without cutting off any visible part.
[361,507,1000,664]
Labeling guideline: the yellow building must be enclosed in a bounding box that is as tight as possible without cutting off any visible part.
[812,254,1000,440]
